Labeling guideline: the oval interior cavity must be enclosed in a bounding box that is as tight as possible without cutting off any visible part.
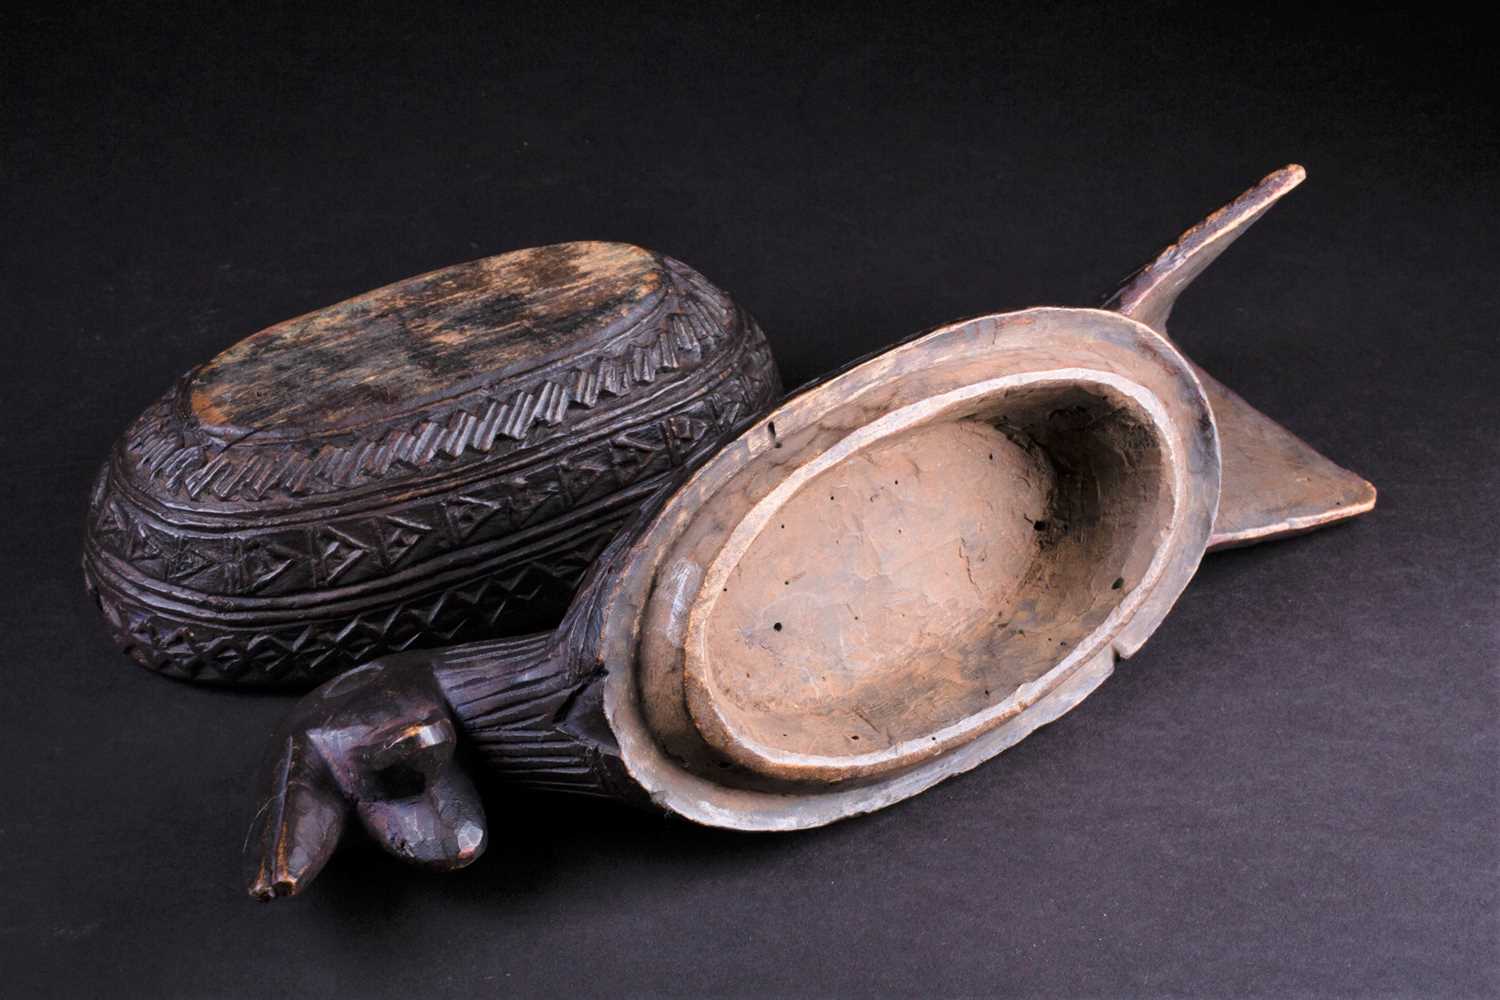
[686,380,1174,780]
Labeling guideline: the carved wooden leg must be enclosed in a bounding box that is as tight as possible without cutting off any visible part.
[244,655,486,900]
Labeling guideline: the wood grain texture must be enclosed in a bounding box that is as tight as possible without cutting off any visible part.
[192,243,661,432]
[84,244,782,687]
[238,168,1379,898]
[245,303,1225,898]
[1103,166,1377,548]
[612,307,1220,819]
[239,316,1374,891]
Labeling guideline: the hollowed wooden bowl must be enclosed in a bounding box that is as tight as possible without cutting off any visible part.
[228,167,1377,899]
[615,307,1217,821]
[82,242,781,687]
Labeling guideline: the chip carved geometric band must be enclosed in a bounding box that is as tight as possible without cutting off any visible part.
[85,517,624,686]
[82,332,780,686]
[89,332,776,600]
[120,257,744,504]
[85,440,724,685]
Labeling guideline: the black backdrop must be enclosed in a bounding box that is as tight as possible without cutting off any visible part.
[4,4,1496,997]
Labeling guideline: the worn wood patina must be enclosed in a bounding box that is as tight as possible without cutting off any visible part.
[242,167,1375,900]
[83,242,782,687]
[1104,165,1376,548]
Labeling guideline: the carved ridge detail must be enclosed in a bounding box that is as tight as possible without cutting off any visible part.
[88,337,777,599]
[119,257,742,503]
[83,250,783,687]
[433,635,621,799]
[83,344,779,685]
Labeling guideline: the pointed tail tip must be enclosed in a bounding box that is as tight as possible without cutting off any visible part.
[1230,165,1306,218]
[1263,163,1307,197]
[1104,163,1310,325]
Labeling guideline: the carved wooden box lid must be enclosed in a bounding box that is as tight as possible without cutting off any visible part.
[83,242,782,687]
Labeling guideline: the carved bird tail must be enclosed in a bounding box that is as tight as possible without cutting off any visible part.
[1104,165,1376,548]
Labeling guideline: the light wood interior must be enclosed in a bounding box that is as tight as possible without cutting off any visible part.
[690,383,1173,778]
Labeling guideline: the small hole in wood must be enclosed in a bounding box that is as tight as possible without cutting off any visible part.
[374,763,427,800]
[773,622,783,631]
[1112,577,1124,589]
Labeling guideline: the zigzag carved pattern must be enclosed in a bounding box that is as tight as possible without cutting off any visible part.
[121,259,740,502]
[84,522,621,687]
[85,254,782,687]
[83,339,780,686]
[87,342,778,599]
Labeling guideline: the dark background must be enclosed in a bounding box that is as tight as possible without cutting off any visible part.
[4,3,1495,997]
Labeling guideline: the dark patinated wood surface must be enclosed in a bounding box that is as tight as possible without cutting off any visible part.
[245,305,1224,895]
[242,167,1377,900]
[84,242,781,687]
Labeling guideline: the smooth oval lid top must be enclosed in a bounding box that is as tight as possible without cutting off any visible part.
[188,242,664,434]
